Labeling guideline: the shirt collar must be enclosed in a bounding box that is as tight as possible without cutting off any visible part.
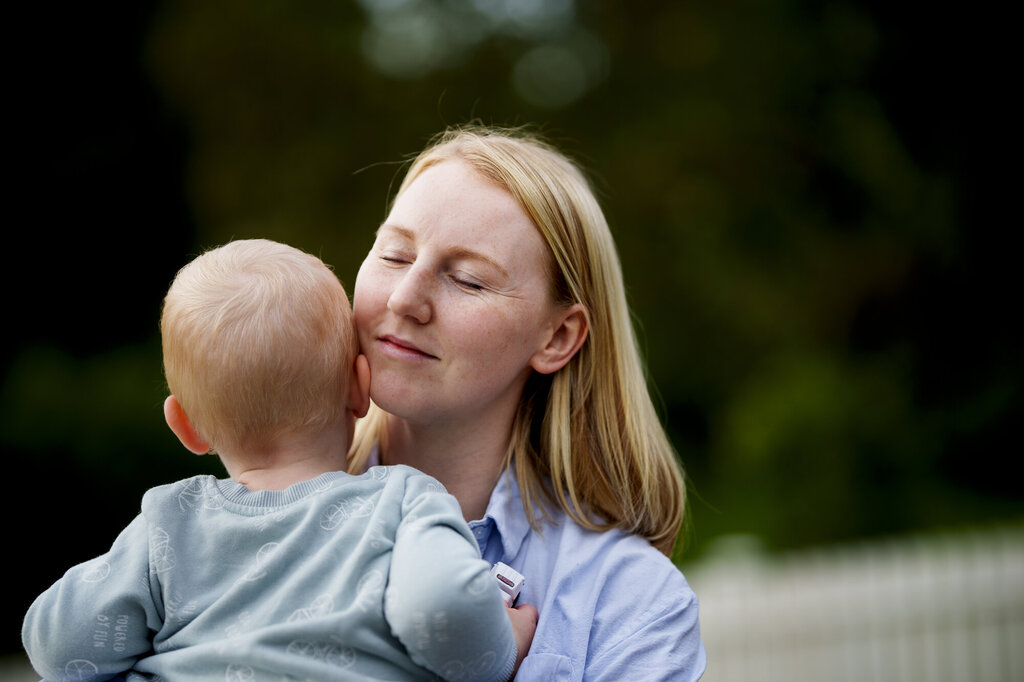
[480,462,533,561]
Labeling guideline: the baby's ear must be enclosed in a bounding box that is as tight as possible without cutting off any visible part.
[348,354,371,419]
[164,395,211,455]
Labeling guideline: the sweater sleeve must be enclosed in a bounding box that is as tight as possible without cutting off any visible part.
[384,474,516,682]
[22,514,163,681]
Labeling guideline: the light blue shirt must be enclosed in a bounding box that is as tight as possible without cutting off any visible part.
[472,466,706,680]
[367,448,706,681]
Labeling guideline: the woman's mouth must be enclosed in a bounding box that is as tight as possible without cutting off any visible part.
[378,335,438,360]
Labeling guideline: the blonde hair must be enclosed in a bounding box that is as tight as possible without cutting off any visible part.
[162,238,355,453]
[351,126,687,555]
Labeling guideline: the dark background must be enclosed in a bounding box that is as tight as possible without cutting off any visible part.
[4,0,1018,656]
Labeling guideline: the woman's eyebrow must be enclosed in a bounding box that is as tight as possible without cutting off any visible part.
[447,246,509,279]
[376,223,413,239]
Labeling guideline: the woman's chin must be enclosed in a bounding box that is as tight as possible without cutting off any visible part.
[370,384,441,423]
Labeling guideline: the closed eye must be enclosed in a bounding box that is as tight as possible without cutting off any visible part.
[380,253,411,265]
[452,276,485,291]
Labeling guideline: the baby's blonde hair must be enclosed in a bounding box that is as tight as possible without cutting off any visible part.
[351,127,687,555]
[162,239,355,453]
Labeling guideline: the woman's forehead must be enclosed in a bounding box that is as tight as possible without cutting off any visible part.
[396,159,515,211]
[386,161,534,238]
[378,162,556,285]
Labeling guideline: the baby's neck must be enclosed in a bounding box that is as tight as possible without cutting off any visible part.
[220,424,351,492]
[232,457,345,491]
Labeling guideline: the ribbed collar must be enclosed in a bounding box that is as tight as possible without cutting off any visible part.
[213,470,353,510]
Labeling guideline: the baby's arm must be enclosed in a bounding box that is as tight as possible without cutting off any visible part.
[23,515,161,681]
[384,478,523,682]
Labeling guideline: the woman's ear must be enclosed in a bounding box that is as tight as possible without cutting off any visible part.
[530,303,589,375]
[164,395,211,455]
[348,353,371,419]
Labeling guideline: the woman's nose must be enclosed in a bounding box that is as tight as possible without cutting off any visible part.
[386,266,432,323]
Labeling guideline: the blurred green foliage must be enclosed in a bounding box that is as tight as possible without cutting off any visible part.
[3,0,1018,653]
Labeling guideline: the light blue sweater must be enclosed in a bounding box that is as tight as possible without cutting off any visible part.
[23,465,516,681]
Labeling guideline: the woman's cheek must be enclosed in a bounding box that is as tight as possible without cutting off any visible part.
[353,266,385,321]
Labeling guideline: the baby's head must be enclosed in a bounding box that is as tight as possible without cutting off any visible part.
[161,239,358,455]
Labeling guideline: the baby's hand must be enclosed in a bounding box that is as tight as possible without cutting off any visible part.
[506,603,539,676]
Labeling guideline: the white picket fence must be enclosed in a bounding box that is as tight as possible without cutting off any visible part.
[686,523,1024,682]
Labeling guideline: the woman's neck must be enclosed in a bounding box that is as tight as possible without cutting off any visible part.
[381,413,509,522]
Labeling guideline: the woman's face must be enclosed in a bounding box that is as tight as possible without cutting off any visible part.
[353,158,561,427]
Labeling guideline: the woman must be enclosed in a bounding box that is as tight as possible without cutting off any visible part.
[349,126,706,680]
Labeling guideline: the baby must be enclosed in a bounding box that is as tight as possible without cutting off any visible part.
[23,238,535,681]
